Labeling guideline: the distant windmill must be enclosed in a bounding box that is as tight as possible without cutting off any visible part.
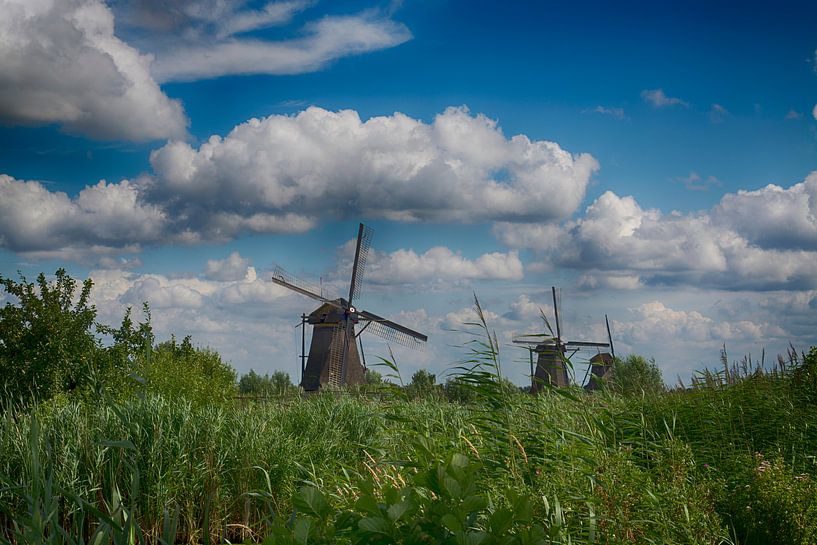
[513,287,612,392]
[273,223,428,391]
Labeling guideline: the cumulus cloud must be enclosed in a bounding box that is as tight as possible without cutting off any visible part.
[502,294,553,322]
[641,88,689,108]
[613,301,785,346]
[0,0,187,141]
[204,251,252,281]
[366,247,524,285]
[1,107,596,257]
[813,103,817,121]
[0,174,166,256]
[495,172,817,290]
[150,106,598,226]
[785,110,802,120]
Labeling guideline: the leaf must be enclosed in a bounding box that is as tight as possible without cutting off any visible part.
[489,507,514,535]
[358,516,390,535]
[441,513,463,533]
[462,495,488,513]
[293,486,330,518]
[387,499,417,522]
[293,518,313,545]
[355,494,382,516]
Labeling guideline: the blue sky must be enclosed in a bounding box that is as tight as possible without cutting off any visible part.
[1,0,816,385]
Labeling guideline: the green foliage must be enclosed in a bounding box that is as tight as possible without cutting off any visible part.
[137,335,237,405]
[268,453,549,545]
[406,369,440,399]
[717,454,817,545]
[0,269,99,405]
[364,369,383,385]
[239,369,295,396]
[95,303,155,396]
[612,354,665,396]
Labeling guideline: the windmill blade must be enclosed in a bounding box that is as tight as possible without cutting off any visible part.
[358,309,428,348]
[272,266,343,310]
[564,341,610,348]
[605,314,616,359]
[551,286,562,342]
[348,223,374,306]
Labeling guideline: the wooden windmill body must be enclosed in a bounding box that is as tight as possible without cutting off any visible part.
[515,287,613,393]
[274,224,428,391]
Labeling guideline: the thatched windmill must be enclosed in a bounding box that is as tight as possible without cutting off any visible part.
[513,287,613,393]
[273,223,428,391]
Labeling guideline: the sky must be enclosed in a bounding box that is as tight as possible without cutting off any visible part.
[1,0,816,387]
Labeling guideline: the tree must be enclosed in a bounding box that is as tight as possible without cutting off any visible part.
[238,369,294,396]
[407,369,439,399]
[612,354,665,396]
[270,370,294,393]
[0,269,99,404]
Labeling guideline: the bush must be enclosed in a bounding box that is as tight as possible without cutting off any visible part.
[137,336,237,405]
[612,354,665,396]
[0,269,99,405]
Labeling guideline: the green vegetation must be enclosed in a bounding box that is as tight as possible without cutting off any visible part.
[1,270,816,544]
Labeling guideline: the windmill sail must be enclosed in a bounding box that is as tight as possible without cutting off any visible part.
[348,223,374,305]
[358,309,428,348]
[272,266,342,309]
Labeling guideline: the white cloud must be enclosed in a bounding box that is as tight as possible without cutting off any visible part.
[502,294,553,322]
[149,106,598,224]
[713,173,817,250]
[1,106,596,257]
[495,172,817,290]
[641,88,689,108]
[613,301,785,347]
[366,247,524,285]
[0,0,187,141]
[151,14,411,82]
[785,110,802,120]
[813,103,817,121]
[0,174,166,255]
[204,251,252,281]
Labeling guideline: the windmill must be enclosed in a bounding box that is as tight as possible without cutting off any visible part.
[513,287,612,393]
[272,223,428,391]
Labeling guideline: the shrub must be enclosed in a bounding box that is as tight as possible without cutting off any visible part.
[0,269,99,405]
[612,354,665,396]
[137,335,237,405]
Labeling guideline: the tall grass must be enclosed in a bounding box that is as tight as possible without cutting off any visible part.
[4,312,814,543]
